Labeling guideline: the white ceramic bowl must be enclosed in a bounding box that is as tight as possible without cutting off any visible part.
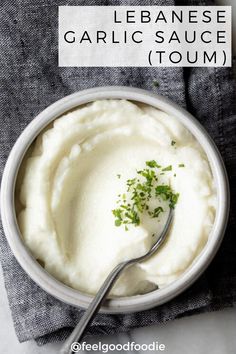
[0,86,229,313]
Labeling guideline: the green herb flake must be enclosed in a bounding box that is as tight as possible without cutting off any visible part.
[162,165,172,172]
[171,140,176,146]
[115,219,122,227]
[145,160,160,168]
[155,185,179,209]
[152,206,164,218]
[178,163,185,168]
[117,174,121,179]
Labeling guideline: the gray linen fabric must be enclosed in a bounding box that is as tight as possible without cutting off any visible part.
[0,0,236,345]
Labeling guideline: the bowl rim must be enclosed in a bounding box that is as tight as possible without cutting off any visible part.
[0,86,230,313]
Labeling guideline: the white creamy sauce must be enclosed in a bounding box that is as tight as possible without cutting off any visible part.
[17,100,216,296]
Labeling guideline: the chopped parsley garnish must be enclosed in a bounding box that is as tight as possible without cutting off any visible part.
[145,160,160,168]
[155,185,179,209]
[171,140,176,146]
[162,165,172,171]
[115,219,122,227]
[112,160,179,230]
[117,174,121,179]
[151,206,164,218]
[178,163,185,168]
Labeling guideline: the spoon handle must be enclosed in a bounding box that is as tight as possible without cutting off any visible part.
[60,261,127,354]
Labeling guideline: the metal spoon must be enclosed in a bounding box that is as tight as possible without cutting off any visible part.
[60,208,173,354]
